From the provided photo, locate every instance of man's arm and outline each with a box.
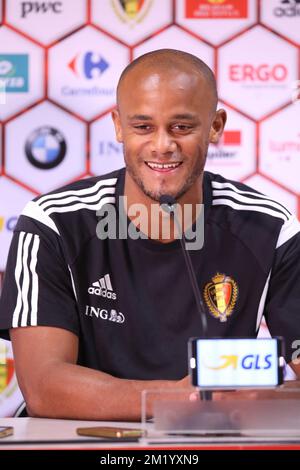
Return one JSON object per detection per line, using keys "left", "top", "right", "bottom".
{"left": 289, "top": 362, "right": 300, "bottom": 379}
{"left": 10, "top": 326, "right": 191, "bottom": 421}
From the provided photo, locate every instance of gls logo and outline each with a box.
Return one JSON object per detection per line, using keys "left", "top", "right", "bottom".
{"left": 205, "top": 354, "right": 273, "bottom": 370}
{"left": 229, "top": 64, "right": 288, "bottom": 82}
{"left": 85, "top": 305, "right": 125, "bottom": 324}
{"left": 21, "top": 1, "right": 63, "bottom": 18}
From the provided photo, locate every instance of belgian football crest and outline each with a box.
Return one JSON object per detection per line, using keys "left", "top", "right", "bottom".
{"left": 0, "top": 343, "right": 14, "bottom": 393}
{"left": 0, "top": 341, "right": 24, "bottom": 417}
{"left": 111, "top": 0, "right": 153, "bottom": 25}
{"left": 204, "top": 273, "right": 238, "bottom": 322}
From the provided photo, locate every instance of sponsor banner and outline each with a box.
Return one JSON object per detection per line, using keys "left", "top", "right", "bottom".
{"left": 5, "top": 101, "right": 86, "bottom": 193}
{"left": 206, "top": 104, "right": 255, "bottom": 180}
{"left": 6, "top": 0, "right": 87, "bottom": 45}
{"left": 218, "top": 25, "right": 298, "bottom": 119}
{"left": 48, "top": 26, "right": 128, "bottom": 120}
{"left": 0, "top": 26, "right": 44, "bottom": 120}
{"left": 92, "top": 0, "right": 172, "bottom": 46}
{"left": 244, "top": 174, "right": 298, "bottom": 215}
{"left": 0, "top": 339, "right": 24, "bottom": 417}
{"left": 175, "top": 0, "right": 256, "bottom": 45}
{"left": 261, "top": 0, "right": 300, "bottom": 45}
{"left": 134, "top": 24, "right": 214, "bottom": 70}
{"left": 0, "top": 178, "right": 34, "bottom": 271}
{"left": 90, "top": 114, "right": 124, "bottom": 176}
{"left": 185, "top": 0, "right": 248, "bottom": 19}
{"left": 0, "top": 54, "right": 28, "bottom": 93}
{"left": 259, "top": 104, "right": 300, "bottom": 194}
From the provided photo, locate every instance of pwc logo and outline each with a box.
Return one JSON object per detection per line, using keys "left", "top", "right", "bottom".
{"left": 68, "top": 52, "right": 109, "bottom": 80}
{"left": 229, "top": 64, "right": 288, "bottom": 82}
{"left": 205, "top": 354, "right": 273, "bottom": 370}
{"left": 21, "top": 1, "right": 63, "bottom": 18}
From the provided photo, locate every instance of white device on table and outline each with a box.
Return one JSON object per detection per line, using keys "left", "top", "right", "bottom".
{"left": 189, "top": 337, "right": 284, "bottom": 389}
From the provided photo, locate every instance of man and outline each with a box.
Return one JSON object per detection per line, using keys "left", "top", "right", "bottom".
{"left": 0, "top": 50, "right": 300, "bottom": 420}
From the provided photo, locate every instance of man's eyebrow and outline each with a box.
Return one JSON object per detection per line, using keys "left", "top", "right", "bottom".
{"left": 128, "top": 114, "right": 152, "bottom": 121}
{"left": 171, "top": 113, "right": 198, "bottom": 120}
{"left": 127, "top": 113, "right": 199, "bottom": 121}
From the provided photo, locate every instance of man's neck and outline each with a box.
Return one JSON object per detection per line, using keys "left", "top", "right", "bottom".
{"left": 123, "top": 172, "right": 203, "bottom": 243}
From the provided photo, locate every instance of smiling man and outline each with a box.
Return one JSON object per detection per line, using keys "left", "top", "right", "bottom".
{"left": 0, "top": 49, "right": 300, "bottom": 420}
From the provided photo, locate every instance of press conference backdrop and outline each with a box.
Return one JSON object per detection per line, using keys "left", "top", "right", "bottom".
{"left": 0, "top": 0, "right": 299, "bottom": 416}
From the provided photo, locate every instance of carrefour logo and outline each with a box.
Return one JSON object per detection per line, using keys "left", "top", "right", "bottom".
{"left": 0, "top": 54, "right": 29, "bottom": 92}
{"left": 205, "top": 354, "right": 272, "bottom": 371}
{"left": 68, "top": 52, "right": 109, "bottom": 79}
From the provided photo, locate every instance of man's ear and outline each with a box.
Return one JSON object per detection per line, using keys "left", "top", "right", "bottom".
{"left": 209, "top": 109, "right": 227, "bottom": 144}
{"left": 111, "top": 108, "right": 123, "bottom": 143}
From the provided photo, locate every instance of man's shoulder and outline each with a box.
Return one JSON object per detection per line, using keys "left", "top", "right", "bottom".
{"left": 17, "top": 168, "right": 124, "bottom": 238}
{"left": 205, "top": 171, "right": 292, "bottom": 226}
{"left": 35, "top": 167, "right": 123, "bottom": 202}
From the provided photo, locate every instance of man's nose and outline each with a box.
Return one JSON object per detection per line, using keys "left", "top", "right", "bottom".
{"left": 150, "top": 129, "right": 176, "bottom": 155}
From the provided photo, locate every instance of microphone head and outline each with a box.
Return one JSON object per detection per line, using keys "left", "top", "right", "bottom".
{"left": 159, "top": 194, "right": 176, "bottom": 206}
{"left": 159, "top": 194, "right": 177, "bottom": 213}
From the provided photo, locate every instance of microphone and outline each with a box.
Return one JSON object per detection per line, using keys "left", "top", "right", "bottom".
{"left": 159, "top": 195, "right": 212, "bottom": 401}
{"left": 159, "top": 195, "right": 208, "bottom": 337}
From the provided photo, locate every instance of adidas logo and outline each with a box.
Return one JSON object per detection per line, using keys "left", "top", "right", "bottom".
{"left": 88, "top": 274, "right": 117, "bottom": 300}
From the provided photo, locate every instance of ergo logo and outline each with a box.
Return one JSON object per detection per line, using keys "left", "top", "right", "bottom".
{"left": 229, "top": 64, "right": 288, "bottom": 82}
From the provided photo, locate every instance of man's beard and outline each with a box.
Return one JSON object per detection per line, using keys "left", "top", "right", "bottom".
{"left": 125, "top": 156, "right": 206, "bottom": 203}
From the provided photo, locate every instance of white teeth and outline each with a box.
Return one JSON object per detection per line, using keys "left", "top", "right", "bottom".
{"left": 146, "top": 162, "right": 181, "bottom": 170}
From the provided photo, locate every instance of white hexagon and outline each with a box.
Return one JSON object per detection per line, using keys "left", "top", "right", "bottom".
{"left": 0, "top": 177, "right": 35, "bottom": 271}
{"left": 243, "top": 174, "right": 298, "bottom": 215}
{"left": 134, "top": 25, "right": 214, "bottom": 70}
{"left": 90, "top": 114, "right": 124, "bottom": 176}
{"left": 48, "top": 26, "right": 129, "bottom": 120}
{"left": 5, "top": 102, "right": 87, "bottom": 193}
{"left": 175, "top": 0, "right": 257, "bottom": 46}
{"left": 205, "top": 103, "right": 256, "bottom": 181}
{"left": 218, "top": 26, "right": 298, "bottom": 119}
{"left": 259, "top": 103, "right": 300, "bottom": 195}
{"left": 6, "top": 0, "right": 87, "bottom": 46}
{"left": 261, "top": 0, "right": 300, "bottom": 45}
{"left": 91, "top": 0, "right": 172, "bottom": 46}
{"left": 0, "top": 26, "right": 44, "bottom": 121}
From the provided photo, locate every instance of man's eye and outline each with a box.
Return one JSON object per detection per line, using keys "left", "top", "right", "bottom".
{"left": 173, "top": 125, "right": 192, "bottom": 131}
{"left": 134, "top": 125, "right": 151, "bottom": 131}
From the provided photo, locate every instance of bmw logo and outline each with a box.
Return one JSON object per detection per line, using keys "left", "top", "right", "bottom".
{"left": 25, "top": 126, "right": 66, "bottom": 169}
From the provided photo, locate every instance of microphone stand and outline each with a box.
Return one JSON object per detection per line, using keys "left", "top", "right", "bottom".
{"left": 160, "top": 197, "right": 212, "bottom": 401}
{"left": 173, "top": 213, "right": 212, "bottom": 402}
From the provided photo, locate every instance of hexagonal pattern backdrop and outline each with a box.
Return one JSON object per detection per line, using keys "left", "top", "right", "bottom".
{"left": 0, "top": 0, "right": 300, "bottom": 415}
